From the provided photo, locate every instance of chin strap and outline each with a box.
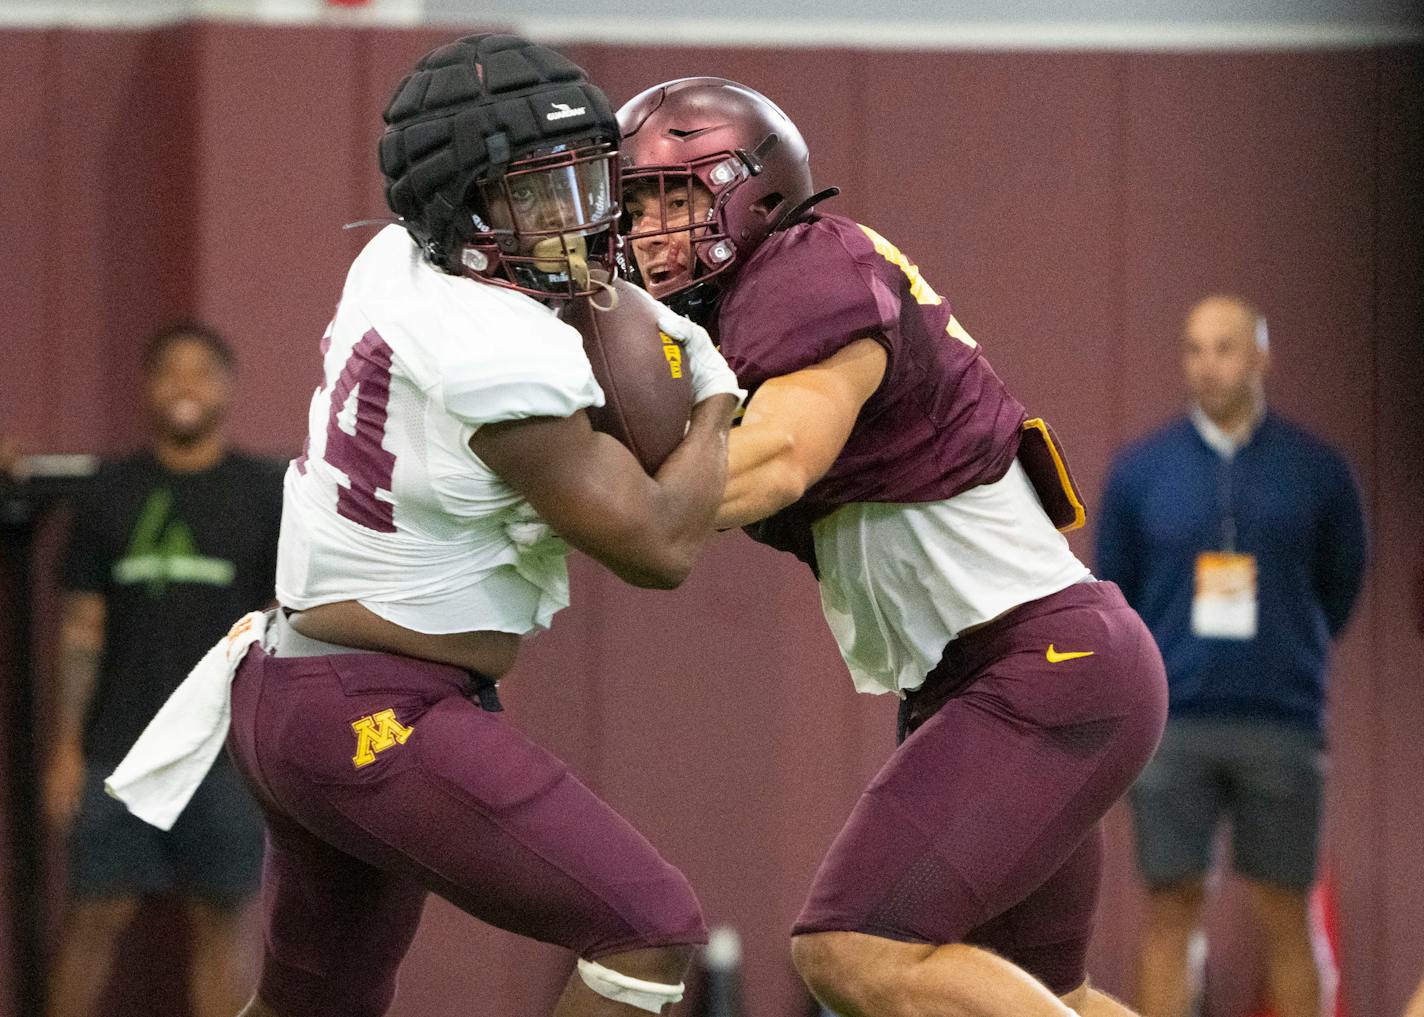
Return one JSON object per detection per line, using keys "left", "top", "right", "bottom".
{"left": 588, "top": 275, "right": 619, "bottom": 311}
{"left": 772, "top": 186, "right": 841, "bottom": 232}
{"left": 667, "top": 279, "right": 724, "bottom": 331}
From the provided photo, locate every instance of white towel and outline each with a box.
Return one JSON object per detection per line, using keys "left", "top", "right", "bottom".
{"left": 105, "top": 611, "right": 268, "bottom": 830}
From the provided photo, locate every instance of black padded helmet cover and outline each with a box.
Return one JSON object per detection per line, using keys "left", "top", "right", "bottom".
{"left": 379, "top": 34, "right": 618, "bottom": 270}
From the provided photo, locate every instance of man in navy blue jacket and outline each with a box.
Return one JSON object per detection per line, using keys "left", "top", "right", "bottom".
{"left": 1097, "top": 295, "right": 1366, "bottom": 1017}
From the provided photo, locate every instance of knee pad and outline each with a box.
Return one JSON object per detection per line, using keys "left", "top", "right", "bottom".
{"left": 577, "top": 957, "right": 685, "bottom": 1014}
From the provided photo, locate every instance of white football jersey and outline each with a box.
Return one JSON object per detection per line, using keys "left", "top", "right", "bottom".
{"left": 276, "top": 225, "right": 604, "bottom": 635}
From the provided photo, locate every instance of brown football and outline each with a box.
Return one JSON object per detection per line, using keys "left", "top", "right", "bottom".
{"left": 559, "top": 277, "right": 693, "bottom": 473}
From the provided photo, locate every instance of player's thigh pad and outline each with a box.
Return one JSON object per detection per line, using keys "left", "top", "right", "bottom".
{"left": 232, "top": 649, "right": 706, "bottom": 961}
{"left": 965, "top": 829, "right": 1103, "bottom": 996}
{"left": 255, "top": 808, "right": 428, "bottom": 1017}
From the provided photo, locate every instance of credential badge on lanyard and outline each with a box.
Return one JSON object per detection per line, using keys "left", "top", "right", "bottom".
{"left": 1191, "top": 457, "right": 1257, "bottom": 640}
{"left": 1191, "top": 551, "right": 1257, "bottom": 639}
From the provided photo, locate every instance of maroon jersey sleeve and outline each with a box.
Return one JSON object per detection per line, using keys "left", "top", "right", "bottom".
{"left": 717, "top": 216, "right": 903, "bottom": 391}
{"left": 720, "top": 213, "right": 1025, "bottom": 511}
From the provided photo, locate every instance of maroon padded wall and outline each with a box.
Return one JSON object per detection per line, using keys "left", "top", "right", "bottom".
{"left": 1363, "top": 45, "right": 1424, "bottom": 1014}
{"left": 1, "top": 25, "right": 1420, "bottom": 1017}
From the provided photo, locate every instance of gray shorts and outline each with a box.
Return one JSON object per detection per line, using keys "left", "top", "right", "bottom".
{"left": 1128, "top": 716, "right": 1325, "bottom": 891}
{"left": 69, "top": 755, "right": 263, "bottom": 911}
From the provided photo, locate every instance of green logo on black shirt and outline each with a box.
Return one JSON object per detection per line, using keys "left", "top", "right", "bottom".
{"left": 112, "top": 488, "right": 236, "bottom": 596}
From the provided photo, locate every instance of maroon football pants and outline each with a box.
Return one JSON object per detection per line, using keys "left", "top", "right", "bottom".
{"left": 794, "top": 581, "right": 1167, "bottom": 995}
{"left": 227, "top": 646, "right": 706, "bottom": 1017}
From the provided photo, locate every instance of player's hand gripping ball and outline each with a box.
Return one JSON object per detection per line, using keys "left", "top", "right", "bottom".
{"left": 559, "top": 277, "right": 693, "bottom": 473}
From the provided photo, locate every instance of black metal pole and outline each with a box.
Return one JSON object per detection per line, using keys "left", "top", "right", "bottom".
{"left": 2, "top": 485, "right": 45, "bottom": 1017}
{"left": 3, "top": 460, "right": 95, "bottom": 1017}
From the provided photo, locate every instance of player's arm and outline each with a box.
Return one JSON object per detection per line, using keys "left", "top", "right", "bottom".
{"left": 716, "top": 337, "right": 887, "bottom": 529}
{"left": 45, "top": 591, "right": 105, "bottom": 827}
{"left": 470, "top": 394, "right": 737, "bottom": 590}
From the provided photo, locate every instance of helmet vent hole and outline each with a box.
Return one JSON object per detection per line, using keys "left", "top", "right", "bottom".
{"left": 751, "top": 193, "right": 783, "bottom": 218}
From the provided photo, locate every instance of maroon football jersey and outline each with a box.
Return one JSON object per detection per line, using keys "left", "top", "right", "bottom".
{"left": 717, "top": 214, "right": 1026, "bottom": 507}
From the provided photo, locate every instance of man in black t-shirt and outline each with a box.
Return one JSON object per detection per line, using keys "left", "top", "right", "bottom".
{"left": 42, "top": 321, "right": 283, "bottom": 1017}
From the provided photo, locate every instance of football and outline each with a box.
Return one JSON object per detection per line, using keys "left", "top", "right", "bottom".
{"left": 559, "top": 276, "right": 693, "bottom": 473}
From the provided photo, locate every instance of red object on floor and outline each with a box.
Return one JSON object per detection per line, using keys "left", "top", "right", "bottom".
{"left": 325, "top": 0, "right": 370, "bottom": 6}
{"left": 1318, "top": 868, "right": 1347, "bottom": 1017}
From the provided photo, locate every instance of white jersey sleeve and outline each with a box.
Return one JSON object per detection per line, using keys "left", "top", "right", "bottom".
{"left": 436, "top": 294, "right": 602, "bottom": 427}
{"left": 352, "top": 227, "right": 604, "bottom": 427}
{"left": 276, "top": 226, "right": 604, "bottom": 635}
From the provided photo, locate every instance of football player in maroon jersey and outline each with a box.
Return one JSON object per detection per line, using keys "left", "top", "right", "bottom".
{"left": 620, "top": 79, "right": 1168, "bottom": 1017}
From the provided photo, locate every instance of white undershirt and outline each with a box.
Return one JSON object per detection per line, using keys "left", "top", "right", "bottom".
{"left": 812, "top": 459, "right": 1091, "bottom": 696}
{"left": 1189, "top": 399, "right": 1265, "bottom": 461}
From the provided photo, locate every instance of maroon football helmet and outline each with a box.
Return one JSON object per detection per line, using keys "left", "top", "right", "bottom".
{"left": 617, "top": 78, "right": 832, "bottom": 309}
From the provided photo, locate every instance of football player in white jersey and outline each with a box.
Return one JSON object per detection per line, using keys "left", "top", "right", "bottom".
{"left": 227, "top": 36, "right": 740, "bottom": 1017}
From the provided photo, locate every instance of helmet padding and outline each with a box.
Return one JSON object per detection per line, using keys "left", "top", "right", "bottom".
{"left": 379, "top": 34, "right": 618, "bottom": 273}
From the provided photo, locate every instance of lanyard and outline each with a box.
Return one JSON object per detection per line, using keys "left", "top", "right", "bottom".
{"left": 1215, "top": 455, "right": 1238, "bottom": 553}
